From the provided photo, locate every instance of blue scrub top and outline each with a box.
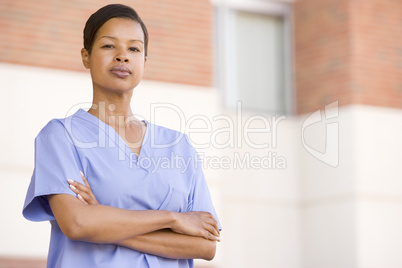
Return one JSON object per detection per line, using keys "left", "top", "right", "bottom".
{"left": 23, "top": 109, "right": 221, "bottom": 268}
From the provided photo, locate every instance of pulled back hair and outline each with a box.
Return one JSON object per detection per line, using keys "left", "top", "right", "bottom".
{"left": 83, "top": 4, "right": 149, "bottom": 56}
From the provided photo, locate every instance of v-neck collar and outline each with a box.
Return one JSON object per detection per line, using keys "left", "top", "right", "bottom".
{"left": 75, "top": 108, "right": 150, "bottom": 163}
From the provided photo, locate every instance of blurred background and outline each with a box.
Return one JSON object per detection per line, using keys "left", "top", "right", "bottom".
{"left": 1, "top": 0, "right": 402, "bottom": 267}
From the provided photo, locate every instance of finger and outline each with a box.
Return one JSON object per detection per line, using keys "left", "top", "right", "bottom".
{"left": 68, "top": 180, "right": 93, "bottom": 203}
{"left": 191, "top": 211, "right": 217, "bottom": 226}
{"left": 67, "top": 182, "right": 87, "bottom": 205}
{"left": 202, "top": 229, "right": 220, "bottom": 242}
{"left": 207, "top": 227, "right": 221, "bottom": 242}
{"left": 68, "top": 181, "right": 80, "bottom": 194}
{"left": 69, "top": 177, "right": 100, "bottom": 205}
{"left": 211, "top": 219, "right": 220, "bottom": 235}
{"left": 69, "top": 180, "right": 94, "bottom": 200}
{"left": 78, "top": 191, "right": 98, "bottom": 205}
{"left": 80, "top": 171, "right": 91, "bottom": 189}
{"left": 79, "top": 172, "right": 98, "bottom": 202}
{"left": 203, "top": 221, "right": 220, "bottom": 238}
{"left": 199, "top": 216, "right": 219, "bottom": 236}
{"left": 68, "top": 179, "right": 84, "bottom": 188}
{"left": 205, "top": 214, "right": 220, "bottom": 235}
{"left": 212, "top": 233, "right": 221, "bottom": 242}
{"left": 201, "top": 214, "right": 220, "bottom": 235}
{"left": 77, "top": 194, "right": 88, "bottom": 205}
{"left": 201, "top": 211, "right": 215, "bottom": 219}
{"left": 187, "top": 211, "right": 220, "bottom": 237}
{"left": 200, "top": 212, "right": 219, "bottom": 224}
{"left": 70, "top": 180, "right": 91, "bottom": 195}
{"left": 72, "top": 184, "right": 98, "bottom": 205}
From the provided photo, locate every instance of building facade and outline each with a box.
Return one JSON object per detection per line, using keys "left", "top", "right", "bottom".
{"left": 1, "top": 0, "right": 401, "bottom": 267}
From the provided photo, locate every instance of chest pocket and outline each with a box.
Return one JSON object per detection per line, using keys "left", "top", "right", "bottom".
{"left": 157, "top": 185, "right": 188, "bottom": 212}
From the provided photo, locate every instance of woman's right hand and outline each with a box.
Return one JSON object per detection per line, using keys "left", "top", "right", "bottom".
{"left": 171, "top": 211, "right": 220, "bottom": 241}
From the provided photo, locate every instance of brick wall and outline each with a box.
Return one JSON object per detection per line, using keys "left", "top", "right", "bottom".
{"left": 2, "top": 0, "right": 402, "bottom": 113}
{"left": 350, "top": 0, "right": 402, "bottom": 108}
{"left": 294, "top": 0, "right": 402, "bottom": 114}
{"left": 0, "top": 0, "right": 213, "bottom": 87}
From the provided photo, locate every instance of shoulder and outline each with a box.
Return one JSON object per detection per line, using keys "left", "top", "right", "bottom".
{"left": 35, "top": 113, "right": 75, "bottom": 141}
{"left": 147, "top": 122, "right": 189, "bottom": 145}
{"left": 37, "top": 119, "right": 65, "bottom": 137}
{"left": 146, "top": 121, "right": 195, "bottom": 152}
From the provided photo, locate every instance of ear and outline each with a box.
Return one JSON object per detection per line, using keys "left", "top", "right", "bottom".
{"left": 81, "top": 48, "right": 90, "bottom": 69}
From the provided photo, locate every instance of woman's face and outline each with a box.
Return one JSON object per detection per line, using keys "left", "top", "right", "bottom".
{"left": 81, "top": 18, "right": 146, "bottom": 94}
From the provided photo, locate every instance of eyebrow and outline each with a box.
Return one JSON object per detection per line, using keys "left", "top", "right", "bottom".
{"left": 99, "top": 36, "right": 144, "bottom": 43}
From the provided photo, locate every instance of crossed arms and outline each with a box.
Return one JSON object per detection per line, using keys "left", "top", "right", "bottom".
{"left": 48, "top": 172, "right": 220, "bottom": 260}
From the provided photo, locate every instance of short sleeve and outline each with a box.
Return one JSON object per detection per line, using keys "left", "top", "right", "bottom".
{"left": 188, "top": 151, "right": 222, "bottom": 231}
{"left": 22, "top": 120, "right": 83, "bottom": 222}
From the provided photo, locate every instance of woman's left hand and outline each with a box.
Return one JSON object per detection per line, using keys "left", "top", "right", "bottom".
{"left": 68, "top": 171, "right": 99, "bottom": 205}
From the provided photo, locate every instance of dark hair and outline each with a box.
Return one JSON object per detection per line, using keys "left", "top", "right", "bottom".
{"left": 83, "top": 4, "right": 149, "bottom": 56}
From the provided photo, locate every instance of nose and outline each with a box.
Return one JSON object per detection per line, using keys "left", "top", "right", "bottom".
{"left": 115, "top": 55, "right": 129, "bottom": 63}
{"left": 115, "top": 48, "right": 129, "bottom": 63}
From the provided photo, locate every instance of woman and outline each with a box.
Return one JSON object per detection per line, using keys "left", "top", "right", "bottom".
{"left": 22, "top": 4, "right": 221, "bottom": 268}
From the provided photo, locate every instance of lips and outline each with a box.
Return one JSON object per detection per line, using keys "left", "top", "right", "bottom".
{"left": 110, "top": 66, "right": 131, "bottom": 78}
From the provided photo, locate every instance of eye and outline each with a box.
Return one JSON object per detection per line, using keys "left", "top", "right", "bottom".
{"left": 102, "top": 44, "right": 114, "bottom": 49}
{"left": 129, "top": 47, "right": 140, "bottom": 52}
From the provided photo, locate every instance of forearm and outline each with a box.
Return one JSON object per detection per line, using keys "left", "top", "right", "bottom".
{"left": 117, "top": 229, "right": 216, "bottom": 261}
{"left": 58, "top": 177, "right": 220, "bottom": 244}
{"left": 48, "top": 194, "right": 175, "bottom": 243}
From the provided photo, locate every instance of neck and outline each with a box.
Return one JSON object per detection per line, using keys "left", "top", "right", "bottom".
{"left": 87, "top": 89, "right": 136, "bottom": 126}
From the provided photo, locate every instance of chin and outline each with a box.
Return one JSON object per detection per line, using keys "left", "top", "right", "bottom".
{"left": 111, "top": 87, "right": 135, "bottom": 94}
{"left": 101, "top": 83, "right": 137, "bottom": 93}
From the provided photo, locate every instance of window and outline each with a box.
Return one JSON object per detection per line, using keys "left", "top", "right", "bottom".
{"left": 214, "top": 0, "right": 294, "bottom": 114}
